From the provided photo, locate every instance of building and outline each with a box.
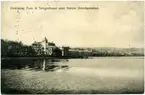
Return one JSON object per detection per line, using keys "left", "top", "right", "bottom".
{"left": 32, "top": 37, "right": 62, "bottom": 56}
{"left": 68, "top": 48, "right": 91, "bottom": 58}
{"left": 52, "top": 47, "right": 62, "bottom": 57}
{"left": 31, "top": 37, "right": 93, "bottom": 57}
{"left": 61, "top": 46, "right": 70, "bottom": 57}
{"left": 32, "top": 42, "right": 44, "bottom": 55}
{"left": 60, "top": 47, "right": 93, "bottom": 58}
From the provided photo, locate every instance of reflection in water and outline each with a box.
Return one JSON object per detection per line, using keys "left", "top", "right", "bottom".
{"left": 1, "top": 58, "right": 69, "bottom": 72}
{"left": 42, "top": 59, "right": 45, "bottom": 71}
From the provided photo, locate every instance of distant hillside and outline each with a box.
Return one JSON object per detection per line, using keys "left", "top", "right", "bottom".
{"left": 70, "top": 47, "right": 144, "bottom": 56}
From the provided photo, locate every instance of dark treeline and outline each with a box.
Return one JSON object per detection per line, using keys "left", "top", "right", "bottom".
{"left": 1, "top": 39, "right": 36, "bottom": 57}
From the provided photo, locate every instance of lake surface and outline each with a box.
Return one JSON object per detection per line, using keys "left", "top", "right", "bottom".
{"left": 1, "top": 57, "right": 144, "bottom": 94}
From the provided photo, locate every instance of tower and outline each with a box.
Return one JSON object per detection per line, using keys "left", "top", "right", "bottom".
{"left": 42, "top": 37, "right": 48, "bottom": 55}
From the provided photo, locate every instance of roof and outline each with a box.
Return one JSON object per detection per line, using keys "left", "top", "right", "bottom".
{"left": 32, "top": 42, "right": 42, "bottom": 45}
{"left": 48, "top": 42, "right": 55, "bottom": 46}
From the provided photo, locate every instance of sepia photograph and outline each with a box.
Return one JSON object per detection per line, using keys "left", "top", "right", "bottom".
{"left": 1, "top": 1, "right": 144, "bottom": 94}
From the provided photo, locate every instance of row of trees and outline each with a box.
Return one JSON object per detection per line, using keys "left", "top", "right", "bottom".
{"left": 1, "top": 39, "right": 36, "bottom": 57}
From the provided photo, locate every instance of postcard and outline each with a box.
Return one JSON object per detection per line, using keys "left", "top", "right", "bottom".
{"left": 1, "top": 1, "right": 144, "bottom": 94}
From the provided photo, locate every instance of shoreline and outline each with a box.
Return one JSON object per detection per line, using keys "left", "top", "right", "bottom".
{"left": 1, "top": 56, "right": 144, "bottom": 60}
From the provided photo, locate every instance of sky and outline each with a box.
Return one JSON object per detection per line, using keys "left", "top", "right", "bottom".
{"left": 2, "top": 1, "right": 144, "bottom": 48}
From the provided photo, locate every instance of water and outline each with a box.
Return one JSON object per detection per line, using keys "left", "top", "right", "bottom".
{"left": 2, "top": 58, "right": 69, "bottom": 71}
{"left": 1, "top": 57, "right": 144, "bottom": 94}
